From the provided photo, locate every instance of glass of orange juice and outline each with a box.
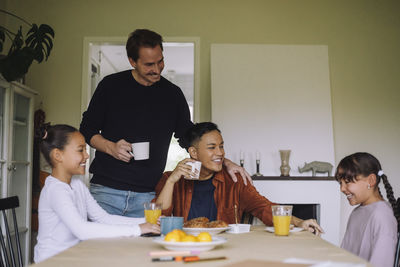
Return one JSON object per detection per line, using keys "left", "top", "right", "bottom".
{"left": 271, "top": 205, "right": 292, "bottom": 236}
{"left": 144, "top": 203, "right": 162, "bottom": 224}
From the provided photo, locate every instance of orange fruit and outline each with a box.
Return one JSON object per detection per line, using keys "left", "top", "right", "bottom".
{"left": 181, "top": 234, "right": 197, "bottom": 242}
{"left": 196, "top": 232, "right": 212, "bottom": 242}
{"left": 164, "top": 231, "right": 181, "bottom": 242}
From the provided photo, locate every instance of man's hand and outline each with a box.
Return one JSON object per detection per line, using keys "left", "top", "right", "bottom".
{"left": 90, "top": 135, "right": 133, "bottom": 163}
{"left": 299, "top": 219, "right": 324, "bottom": 236}
{"left": 157, "top": 158, "right": 196, "bottom": 210}
{"left": 107, "top": 139, "right": 133, "bottom": 162}
{"left": 223, "top": 158, "right": 253, "bottom": 185}
{"left": 168, "top": 158, "right": 196, "bottom": 184}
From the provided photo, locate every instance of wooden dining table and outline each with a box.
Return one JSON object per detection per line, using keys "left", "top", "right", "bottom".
{"left": 31, "top": 226, "right": 372, "bottom": 267}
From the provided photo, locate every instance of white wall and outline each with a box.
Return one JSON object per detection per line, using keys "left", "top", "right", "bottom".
{"left": 211, "top": 44, "right": 335, "bottom": 176}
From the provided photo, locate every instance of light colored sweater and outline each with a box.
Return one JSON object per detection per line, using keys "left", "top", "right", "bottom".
{"left": 341, "top": 200, "right": 397, "bottom": 267}
{"left": 34, "top": 176, "right": 145, "bottom": 263}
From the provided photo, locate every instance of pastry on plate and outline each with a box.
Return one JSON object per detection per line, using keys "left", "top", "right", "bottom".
{"left": 207, "top": 220, "right": 228, "bottom": 228}
{"left": 184, "top": 217, "right": 209, "bottom": 228}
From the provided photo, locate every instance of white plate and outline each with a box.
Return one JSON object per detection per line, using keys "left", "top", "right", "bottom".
{"left": 182, "top": 227, "right": 229, "bottom": 236}
{"left": 153, "top": 236, "right": 227, "bottom": 251}
{"left": 265, "top": 226, "right": 304, "bottom": 233}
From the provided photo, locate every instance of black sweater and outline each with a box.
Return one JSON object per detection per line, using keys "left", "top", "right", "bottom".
{"left": 80, "top": 70, "right": 192, "bottom": 192}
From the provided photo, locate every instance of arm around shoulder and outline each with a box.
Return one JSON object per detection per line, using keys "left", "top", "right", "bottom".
{"left": 223, "top": 158, "right": 252, "bottom": 185}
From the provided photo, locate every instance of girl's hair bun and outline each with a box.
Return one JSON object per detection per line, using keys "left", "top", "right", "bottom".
{"left": 39, "top": 124, "right": 78, "bottom": 168}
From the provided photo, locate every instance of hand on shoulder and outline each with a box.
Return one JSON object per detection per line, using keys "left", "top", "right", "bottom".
{"left": 223, "top": 158, "right": 253, "bottom": 185}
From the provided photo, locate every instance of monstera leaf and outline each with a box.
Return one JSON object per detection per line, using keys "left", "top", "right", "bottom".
{"left": 8, "top": 27, "right": 24, "bottom": 55}
{"left": 25, "top": 24, "right": 54, "bottom": 63}
{"left": 0, "top": 10, "right": 55, "bottom": 82}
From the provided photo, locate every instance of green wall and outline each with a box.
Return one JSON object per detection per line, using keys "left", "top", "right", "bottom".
{"left": 5, "top": 0, "right": 400, "bottom": 235}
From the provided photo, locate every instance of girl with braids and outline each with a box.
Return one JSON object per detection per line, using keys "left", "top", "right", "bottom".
{"left": 336, "top": 152, "right": 398, "bottom": 267}
{"left": 34, "top": 124, "right": 159, "bottom": 263}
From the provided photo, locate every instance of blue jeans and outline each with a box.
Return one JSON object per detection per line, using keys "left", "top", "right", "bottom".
{"left": 89, "top": 183, "right": 156, "bottom": 217}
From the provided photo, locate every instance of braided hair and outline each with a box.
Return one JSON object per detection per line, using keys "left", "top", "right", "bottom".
{"left": 39, "top": 124, "right": 78, "bottom": 167}
{"left": 335, "top": 152, "right": 400, "bottom": 228}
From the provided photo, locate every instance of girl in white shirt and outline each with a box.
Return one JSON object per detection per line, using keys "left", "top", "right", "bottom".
{"left": 335, "top": 152, "right": 398, "bottom": 267}
{"left": 34, "top": 124, "right": 160, "bottom": 263}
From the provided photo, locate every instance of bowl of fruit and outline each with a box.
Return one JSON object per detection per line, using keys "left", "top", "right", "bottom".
{"left": 153, "top": 229, "right": 227, "bottom": 251}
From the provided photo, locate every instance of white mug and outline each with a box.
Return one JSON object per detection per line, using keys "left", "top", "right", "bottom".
{"left": 184, "top": 161, "right": 202, "bottom": 180}
{"left": 130, "top": 142, "right": 150, "bottom": 160}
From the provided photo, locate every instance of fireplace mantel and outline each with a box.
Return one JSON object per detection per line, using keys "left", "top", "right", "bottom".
{"left": 252, "top": 175, "right": 335, "bottom": 181}
{"left": 253, "top": 179, "right": 341, "bottom": 245}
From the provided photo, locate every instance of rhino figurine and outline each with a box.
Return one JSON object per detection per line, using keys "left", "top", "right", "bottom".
{"left": 298, "top": 161, "right": 333, "bottom": 177}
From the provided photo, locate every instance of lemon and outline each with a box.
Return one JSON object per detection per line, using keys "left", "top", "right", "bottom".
{"left": 181, "top": 234, "right": 197, "bottom": 242}
{"left": 171, "top": 229, "right": 186, "bottom": 239}
{"left": 196, "top": 232, "right": 212, "bottom": 242}
{"left": 164, "top": 231, "right": 181, "bottom": 242}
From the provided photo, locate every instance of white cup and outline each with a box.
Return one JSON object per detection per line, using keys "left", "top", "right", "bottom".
{"left": 130, "top": 142, "right": 149, "bottom": 160}
{"left": 184, "top": 161, "right": 202, "bottom": 180}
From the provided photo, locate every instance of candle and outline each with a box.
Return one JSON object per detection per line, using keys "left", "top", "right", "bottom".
{"left": 256, "top": 151, "right": 260, "bottom": 160}
{"left": 240, "top": 150, "right": 244, "bottom": 160}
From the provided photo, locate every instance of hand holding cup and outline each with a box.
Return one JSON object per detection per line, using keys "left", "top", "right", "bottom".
{"left": 168, "top": 158, "right": 199, "bottom": 183}
{"left": 184, "top": 161, "right": 201, "bottom": 180}
{"left": 110, "top": 139, "right": 133, "bottom": 162}
{"left": 130, "top": 142, "right": 150, "bottom": 160}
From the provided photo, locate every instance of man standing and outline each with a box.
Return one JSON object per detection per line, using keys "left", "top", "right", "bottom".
{"left": 80, "top": 29, "right": 250, "bottom": 217}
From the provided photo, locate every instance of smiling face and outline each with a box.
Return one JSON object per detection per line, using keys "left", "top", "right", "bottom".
{"left": 59, "top": 132, "right": 89, "bottom": 177}
{"left": 129, "top": 45, "right": 164, "bottom": 86}
{"left": 339, "top": 172, "right": 376, "bottom": 206}
{"left": 189, "top": 130, "right": 225, "bottom": 178}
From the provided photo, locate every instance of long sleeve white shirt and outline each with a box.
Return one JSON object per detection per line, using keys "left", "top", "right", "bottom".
{"left": 34, "top": 176, "right": 145, "bottom": 263}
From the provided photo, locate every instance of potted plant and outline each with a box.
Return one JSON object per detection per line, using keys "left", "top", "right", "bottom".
{"left": 0, "top": 9, "right": 55, "bottom": 82}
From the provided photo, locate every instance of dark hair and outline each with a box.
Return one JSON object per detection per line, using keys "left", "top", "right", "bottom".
{"left": 335, "top": 152, "right": 399, "bottom": 226}
{"left": 182, "top": 122, "right": 221, "bottom": 151}
{"left": 40, "top": 124, "right": 78, "bottom": 167}
{"left": 126, "top": 29, "right": 163, "bottom": 62}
